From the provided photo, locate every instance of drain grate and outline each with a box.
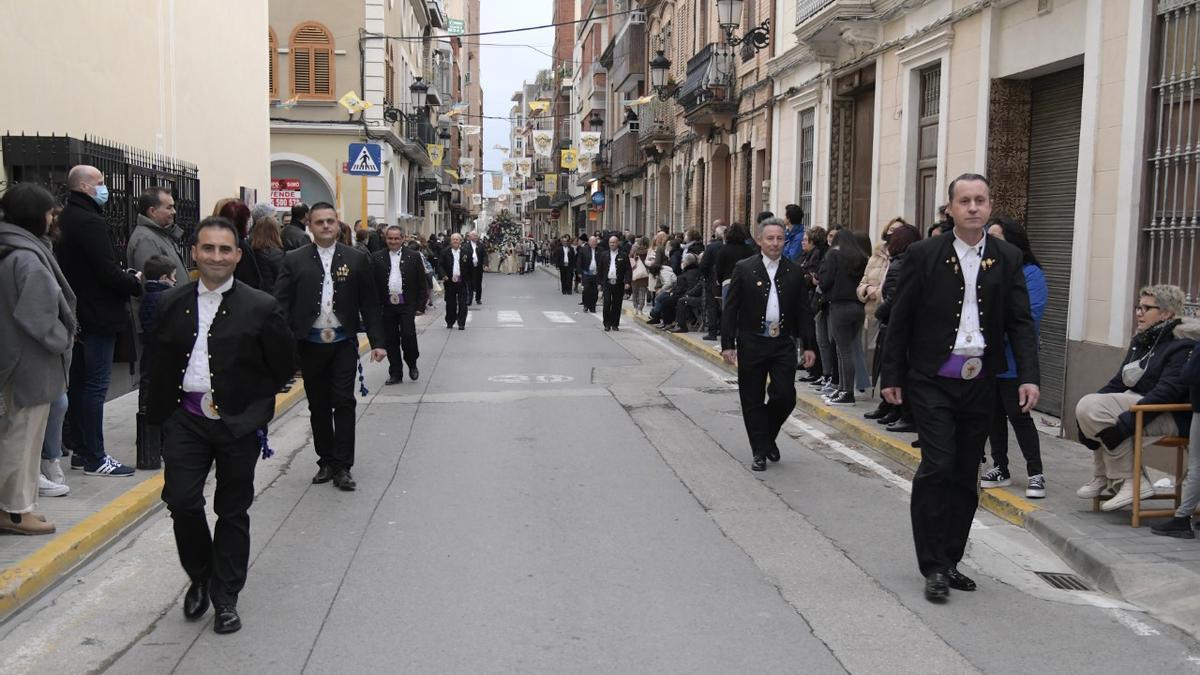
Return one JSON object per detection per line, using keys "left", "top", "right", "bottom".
{"left": 1035, "top": 571, "right": 1092, "bottom": 591}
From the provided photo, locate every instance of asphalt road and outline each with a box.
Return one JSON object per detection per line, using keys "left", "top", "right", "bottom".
{"left": 3, "top": 271, "right": 1200, "bottom": 674}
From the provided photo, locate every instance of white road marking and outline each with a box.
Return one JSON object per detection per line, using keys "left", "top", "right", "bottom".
{"left": 1108, "top": 609, "right": 1162, "bottom": 636}
{"left": 498, "top": 310, "right": 522, "bottom": 323}
{"left": 543, "top": 311, "right": 575, "bottom": 324}
{"left": 634, "top": 331, "right": 730, "bottom": 384}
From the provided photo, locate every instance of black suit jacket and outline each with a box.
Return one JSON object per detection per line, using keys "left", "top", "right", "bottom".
{"left": 881, "top": 231, "right": 1039, "bottom": 388}
{"left": 466, "top": 240, "right": 488, "bottom": 268}
{"left": 55, "top": 191, "right": 143, "bottom": 334}
{"left": 438, "top": 246, "right": 476, "bottom": 282}
{"left": 595, "top": 248, "right": 630, "bottom": 286}
{"left": 273, "top": 243, "right": 385, "bottom": 348}
{"left": 577, "top": 246, "right": 600, "bottom": 276}
{"left": 555, "top": 245, "right": 577, "bottom": 270}
{"left": 721, "top": 256, "right": 816, "bottom": 352}
{"left": 146, "top": 280, "right": 296, "bottom": 437}
{"left": 371, "top": 248, "right": 430, "bottom": 310}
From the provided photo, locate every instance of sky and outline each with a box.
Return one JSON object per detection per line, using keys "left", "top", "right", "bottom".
{"left": 480, "top": 0, "right": 555, "bottom": 197}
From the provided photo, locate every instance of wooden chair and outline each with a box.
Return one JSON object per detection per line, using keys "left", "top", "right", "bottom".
{"left": 1126, "top": 403, "right": 1190, "bottom": 527}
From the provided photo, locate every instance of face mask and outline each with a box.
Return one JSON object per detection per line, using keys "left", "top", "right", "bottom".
{"left": 92, "top": 184, "right": 110, "bottom": 206}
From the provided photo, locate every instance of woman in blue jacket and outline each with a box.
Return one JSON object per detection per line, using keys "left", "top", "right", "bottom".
{"left": 980, "top": 217, "right": 1049, "bottom": 498}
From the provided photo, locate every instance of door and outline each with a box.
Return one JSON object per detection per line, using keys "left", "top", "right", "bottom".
{"left": 1025, "top": 66, "right": 1084, "bottom": 416}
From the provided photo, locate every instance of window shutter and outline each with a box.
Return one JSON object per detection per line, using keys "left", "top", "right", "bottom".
{"left": 291, "top": 22, "right": 335, "bottom": 99}
{"left": 268, "top": 29, "right": 278, "bottom": 98}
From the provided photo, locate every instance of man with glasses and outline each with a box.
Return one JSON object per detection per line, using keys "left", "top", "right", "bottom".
{"left": 1074, "top": 285, "right": 1198, "bottom": 512}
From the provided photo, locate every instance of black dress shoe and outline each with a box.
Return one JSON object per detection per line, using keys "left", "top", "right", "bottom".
{"left": 604, "top": 326, "right": 611, "bottom": 332}
{"left": 385, "top": 376, "right": 403, "bottom": 386}
{"left": 408, "top": 365, "right": 419, "bottom": 381}
{"left": 751, "top": 456, "right": 767, "bottom": 471}
{"left": 183, "top": 579, "right": 210, "bottom": 620}
{"left": 946, "top": 567, "right": 976, "bottom": 591}
{"left": 864, "top": 404, "right": 892, "bottom": 420}
{"left": 458, "top": 325, "right": 465, "bottom": 330}
{"left": 702, "top": 333, "right": 718, "bottom": 341}
{"left": 924, "top": 572, "right": 950, "bottom": 601}
{"left": 766, "top": 443, "right": 781, "bottom": 462}
{"left": 312, "top": 466, "right": 336, "bottom": 484}
{"left": 213, "top": 604, "right": 241, "bottom": 634}
{"left": 799, "top": 373, "right": 822, "bottom": 383}
{"left": 887, "top": 420, "right": 918, "bottom": 433}
{"left": 877, "top": 410, "right": 903, "bottom": 426}
{"left": 333, "top": 470, "right": 357, "bottom": 491}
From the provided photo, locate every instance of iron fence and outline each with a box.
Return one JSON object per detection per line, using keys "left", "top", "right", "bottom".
{"left": 1, "top": 133, "right": 200, "bottom": 267}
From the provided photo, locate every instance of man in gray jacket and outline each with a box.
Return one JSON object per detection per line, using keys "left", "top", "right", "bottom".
{"left": 127, "top": 187, "right": 187, "bottom": 281}
{"left": 0, "top": 184, "right": 77, "bottom": 535}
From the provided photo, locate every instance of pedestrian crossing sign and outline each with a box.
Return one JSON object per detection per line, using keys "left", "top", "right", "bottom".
{"left": 347, "top": 143, "right": 382, "bottom": 176}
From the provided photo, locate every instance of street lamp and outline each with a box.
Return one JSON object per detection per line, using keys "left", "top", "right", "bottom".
{"left": 409, "top": 77, "right": 429, "bottom": 109}
{"left": 438, "top": 126, "right": 451, "bottom": 149}
{"left": 715, "top": 0, "right": 771, "bottom": 51}
{"left": 649, "top": 49, "right": 671, "bottom": 91}
{"left": 588, "top": 112, "right": 604, "bottom": 131}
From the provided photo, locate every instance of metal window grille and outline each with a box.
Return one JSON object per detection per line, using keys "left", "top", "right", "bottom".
{"left": 920, "top": 65, "right": 941, "bottom": 118}
{"left": 1, "top": 133, "right": 200, "bottom": 267}
{"left": 796, "top": 0, "right": 834, "bottom": 25}
{"left": 1143, "top": 1, "right": 1200, "bottom": 310}
{"left": 799, "top": 108, "right": 815, "bottom": 221}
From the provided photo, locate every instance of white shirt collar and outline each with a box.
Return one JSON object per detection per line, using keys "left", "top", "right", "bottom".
{"left": 390, "top": 248, "right": 402, "bottom": 256}
{"left": 952, "top": 231, "right": 986, "bottom": 258}
{"left": 761, "top": 253, "right": 780, "bottom": 270}
{"left": 197, "top": 276, "right": 234, "bottom": 297}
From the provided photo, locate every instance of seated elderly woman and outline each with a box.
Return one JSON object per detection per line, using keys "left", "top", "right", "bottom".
{"left": 1076, "top": 284, "right": 1200, "bottom": 512}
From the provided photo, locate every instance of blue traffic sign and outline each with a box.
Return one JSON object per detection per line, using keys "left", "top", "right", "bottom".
{"left": 347, "top": 143, "right": 382, "bottom": 176}
{"left": 591, "top": 191, "right": 605, "bottom": 206}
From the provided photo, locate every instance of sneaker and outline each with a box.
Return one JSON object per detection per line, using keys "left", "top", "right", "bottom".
{"left": 1151, "top": 516, "right": 1195, "bottom": 539}
{"left": 1026, "top": 474, "right": 1046, "bottom": 499}
{"left": 1100, "top": 474, "right": 1156, "bottom": 512}
{"left": 809, "top": 376, "right": 830, "bottom": 390}
{"left": 41, "top": 458, "right": 65, "bottom": 484}
{"left": 37, "top": 474, "right": 69, "bottom": 498}
{"left": 70, "top": 454, "right": 88, "bottom": 471}
{"left": 980, "top": 467, "right": 1012, "bottom": 489}
{"left": 83, "top": 456, "right": 135, "bottom": 477}
{"left": 1076, "top": 477, "right": 1108, "bottom": 499}
{"left": 825, "top": 391, "right": 856, "bottom": 406}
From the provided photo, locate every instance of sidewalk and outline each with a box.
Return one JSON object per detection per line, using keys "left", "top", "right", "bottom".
{"left": 624, "top": 303, "right": 1200, "bottom": 639}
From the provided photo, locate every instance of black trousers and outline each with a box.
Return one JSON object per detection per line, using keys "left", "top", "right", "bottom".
{"left": 676, "top": 295, "right": 703, "bottom": 330}
{"left": 382, "top": 304, "right": 419, "bottom": 377}
{"left": 161, "top": 409, "right": 259, "bottom": 606}
{"left": 736, "top": 334, "right": 799, "bottom": 459}
{"left": 444, "top": 279, "right": 469, "bottom": 328}
{"left": 988, "top": 377, "right": 1043, "bottom": 475}
{"left": 906, "top": 372, "right": 996, "bottom": 577}
{"left": 558, "top": 266, "right": 573, "bottom": 294}
{"left": 602, "top": 281, "right": 624, "bottom": 328}
{"left": 470, "top": 266, "right": 483, "bottom": 304}
{"left": 581, "top": 274, "right": 598, "bottom": 311}
{"left": 705, "top": 286, "right": 721, "bottom": 336}
{"left": 298, "top": 340, "right": 358, "bottom": 470}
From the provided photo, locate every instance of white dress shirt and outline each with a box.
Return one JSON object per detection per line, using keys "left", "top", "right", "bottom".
{"left": 588, "top": 248, "right": 597, "bottom": 275}
{"left": 763, "top": 254, "right": 781, "bottom": 325}
{"left": 952, "top": 234, "right": 986, "bottom": 356}
{"left": 388, "top": 249, "right": 404, "bottom": 295}
{"left": 182, "top": 276, "right": 234, "bottom": 393}
{"left": 314, "top": 243, "right": 342, "bottom": 330}
{"left": 562, "top": 246, "right": 570, "bottom": 264}
{"left": 451, "top": 247, "right": 462, "bottom": 280}
{"left": 470, "top": 241, "right": 479, "bottom": 266}
{"left": 607, "top": 250, "right": 618, "bottom": 282}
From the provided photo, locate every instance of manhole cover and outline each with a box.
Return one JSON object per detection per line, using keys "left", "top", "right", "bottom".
{"left": 1035, "top": 571, "right": 1091, "bottom": 591}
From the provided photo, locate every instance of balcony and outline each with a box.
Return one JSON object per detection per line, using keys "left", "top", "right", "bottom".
{"left": 609, "top": 21, "right": 646, "bottom": 93}
{"left": 677, "top": 43, "right": 737, "bottom": 132}
{"left": 609, "top": 128, "right": 641, "bottom": 181}
{"left": 424, "top": 55, "right": 452, "bottom": 107}
{"left": 637, "top": 98, "right": 674, "bottom": 151}
{"left": 794, "top": 0, "right": 879, "bottom": 59}
{"left": 426, "top": 0, "right": 447, "bottom": 29}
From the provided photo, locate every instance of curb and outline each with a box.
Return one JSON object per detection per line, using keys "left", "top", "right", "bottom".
{"left": 626, "top": 306, "right": 1041, "bottom": 527}
{"left": 0, "top": 338, "right": 368, "bottom": 620}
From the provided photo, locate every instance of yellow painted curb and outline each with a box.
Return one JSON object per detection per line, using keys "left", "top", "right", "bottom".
{"left": 0, "top": 336, "right": 371, "bottom": 619}
{"left": 627, "top": 306, "right": 1040, "bottom": 527}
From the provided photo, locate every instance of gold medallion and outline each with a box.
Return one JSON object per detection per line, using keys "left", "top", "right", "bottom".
{"left": 961, "top": 357, "right": 983, "bottom": 380}
{"left": 768, "top": 322, "right": 780, "bottom": 338}
{"left": 200, "top": 392, "right": 221, "bottom": 420}
{"left": 320, "top": 327, "right": 336, "bottom": 343}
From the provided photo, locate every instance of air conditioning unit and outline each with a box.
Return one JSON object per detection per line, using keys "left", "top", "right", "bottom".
{"left": 630, "top": 10, "right": 646, "bottom": 24}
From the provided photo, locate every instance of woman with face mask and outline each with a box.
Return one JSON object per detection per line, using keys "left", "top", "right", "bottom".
{"left": 1075, "top": 284, "right": 1200, "bottom": 512}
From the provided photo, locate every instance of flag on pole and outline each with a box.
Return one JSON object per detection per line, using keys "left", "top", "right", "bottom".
{"left": 427, "top": 144, "right": 444, "bottom": 167}
{"left": 544, "top": 174, "right": 558, "bottom": 194}
{"left": 561, "top": 148, "right": 578, "bottom": 170}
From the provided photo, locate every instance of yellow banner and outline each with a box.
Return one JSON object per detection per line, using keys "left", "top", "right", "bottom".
{"left": 427, "top": 144, "right": 444, "bottom": 167}
{"left": 528, "top": 99, "right": 551, "bottom": 114}
{"left": 544, "top": 173, "right": 558, "bottom": 194}
{"left": 560, "top": 148, "right": 578, "bottom": 170}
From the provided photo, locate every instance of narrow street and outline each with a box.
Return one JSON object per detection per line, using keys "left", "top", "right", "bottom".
{"left": 2, "top": 273, "right": 1198, "bottom": 674}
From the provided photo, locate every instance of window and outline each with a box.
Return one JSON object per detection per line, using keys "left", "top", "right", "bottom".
{"left": 384, "top": 43, "right": 395, "bottom": 106}
{"left": 290, "top": 22, "right": 335, "bottom": 100}
{"left": 798, "top": 108, "right": 815, "bottom": 221}
{"left": 915, "top": 64, "right": 941, "bottom": 231}
{"left": 269, "top": 28, "right": 278, "bottom": 99}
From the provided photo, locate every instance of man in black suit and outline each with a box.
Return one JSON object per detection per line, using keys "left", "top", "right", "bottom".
{"left": 273, "top": 202, "right": 386, "bottom": 492}
{"left": 555, "top": 234, "right": 576, "bottom": 294}
{"left": 882, "top": 173, "right": 1039, "bottom": 603}
{"left": 596, "top": 235, "right": 631, "bottom": 331}
{"left": 721, "top": 217, "right": 817, "bottom": 472}
{"left": 439, "top": 232, "right": 473, "bottom": 330}
{"left": 465, "top": 230, "right": 488, "bottom": 305}
{"left": 147, "top": 217, "right": 295, "bottom": 634}
{"left": 371, "top": 226, "right": 429, "bottom": 384}
{"left": 576, "top": 236, "right": 600, "bottom": 312}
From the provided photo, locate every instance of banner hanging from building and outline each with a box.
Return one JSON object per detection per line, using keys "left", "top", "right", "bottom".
{"left": 578, "top": 132, "right": 602, "bottom": 156}
{"left": 492, "top": 173, "right": 503, "bottom": 190}
{"left": 531, "top": 130, "right": 553, "bottom": 157}
{"left": 460, "top": 124, "right": 481, "bottom": 136}
{"left": 561, "top": 148, "right": 578, "bottom": 171}
{"left": 471, "top": 193, "right": 482, "bottom": 206}
{"left": 427, "top": 144, "right": 444, "bottom": 167}
{"left": 543, "top": 174, "right": 558, "bottom": 194}
{"left": 528, "top": 100, "right": 550, "bottom": 114}
{"left": 501, "top": 159, "right": 516, "bottom": 177}
{"left": 576, "top": 154, "right": 592, "bottom": 174}
{"left": 459, "top": 157, "right": 476, "bottom": 181}
{"left": 516, "top": 157, "right": 532, "bottom": 178}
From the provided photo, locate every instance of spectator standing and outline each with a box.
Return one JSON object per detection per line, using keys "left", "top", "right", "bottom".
{"left": 980, "top": 216, "right": 1049, "bottom": 498}
{"left": 858, "top": 218, "right": 907, "bottom": 380}
{"left": 797, "top": 226, "right": 828, "bottom": 383}
{"left": 783, "top": 205, "right": 805, "bottom": 263}
{"left": 715, "top": 223, "right": 756, "bottom": 303}
{"left": 0, "top": 183, "right": 77, "bottom": 532}
{"left": 281, "top": 203, "right": 311, "bottom": 251}
{"left": 216, "top": 200, "right": 263, "bottom": 290}
{"left": 249, "top": 215, "right": 285, "bottom": 293}
{"left": 629, "top": 245, "right": 649, "bottom": 316}
{"left": 811, "top": 227, "right": 840, "bottom": 393}
{"left": 819, "top": 228, "right": 868, "bottom": 406}
{"left": 866, "top": 223, "right": 921, "bottom": 428}
{"left": 700, "top": 224, "right": 726, "bottom": 341}
{"left": 134, "top": 254, "right": 178, "bottom": 469}
{"left": 127, "top": 187, "right": 187, "bottom": 283}
{"left": 57, "top": 165, "right": 141, "bottom": 477}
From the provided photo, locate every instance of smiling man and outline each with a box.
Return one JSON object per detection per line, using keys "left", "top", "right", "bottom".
{"left": 146, "top": 217, "right": 296, "bottom": 634}
{"left": 881, "top": 173, "right": 1040, "bottom": 603}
